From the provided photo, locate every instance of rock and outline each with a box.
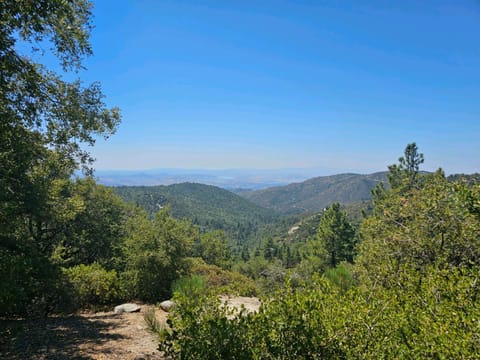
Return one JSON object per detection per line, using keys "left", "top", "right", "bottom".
{"left": 114, "top": 303, "right": 141, "bottom": 314}
{"left": 159, "top": 300, "right": 175, "bottom": 312}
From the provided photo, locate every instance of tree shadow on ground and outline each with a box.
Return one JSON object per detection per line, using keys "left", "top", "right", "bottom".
{"left": 0, "top": 313, "right": 125, "bottom": 359}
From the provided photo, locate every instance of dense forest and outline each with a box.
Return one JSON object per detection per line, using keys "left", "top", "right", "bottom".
{"left": 113, "top": 182, "right": 278, "bottom": 250}
{"left": 241, "top": 172, "right": 388, "bottom": 215}
{"left": 1, "top": 1, "right": 480, "bottom": 359}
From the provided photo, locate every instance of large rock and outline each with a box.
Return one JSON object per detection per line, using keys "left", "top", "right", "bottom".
{"left": 159, "top": 300, "right": 175, "bottom": 312}
{"left": 114, "top": 303, "right": 141, "bottom": 314}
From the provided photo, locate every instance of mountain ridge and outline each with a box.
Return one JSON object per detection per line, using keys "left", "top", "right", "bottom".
{"left": 113, "top": 182, "right": 278, "bottom": 245}
{"left": 239, "top": 172, "right": 388, "bottom": 215}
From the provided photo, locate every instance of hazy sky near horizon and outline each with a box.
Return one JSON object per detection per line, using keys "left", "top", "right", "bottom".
{"left": 61, "top": 0, "right": 480, "bottom": 174}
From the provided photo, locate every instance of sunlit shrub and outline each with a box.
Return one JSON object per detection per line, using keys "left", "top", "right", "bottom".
{"left": 190, "top": 258, "right": 259, "bottom": 296}
{"left": 63, "top": 263, "right": 122, "bottom": 308}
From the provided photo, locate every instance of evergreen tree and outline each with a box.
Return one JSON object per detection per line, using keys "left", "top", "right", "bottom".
{"left": 387, "top": 142, "right": 424, "bottom": 190}
{"left": 316, "top": 203, "right": 356, "bottom": 267}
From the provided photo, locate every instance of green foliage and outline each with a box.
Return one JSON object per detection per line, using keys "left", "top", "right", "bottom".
{"left": 161, "top": 266, "right": 480, "bottom": 359}
{"left": 172, "top": 275, "right": 206, "bottom": 298}
{"left": 144, "top": 306, "right": 165, "bottom": 335}
{"left": 160, "top": 277, "right": 345, "bottom": 359}
{"left": 387, "top": 142, "right": 424, "bottom": 190}
{"left": 119, "top": 207, "right": 198, "bottom": 302}
{"left": 323, "top": 263, "right": 355, "bottom": 292}
{"left": 316, "top": 203, "right": 356, "bottom": 267}
{"left": 234, "top": 255, "right": 287, "bottom": 294}
{"left": 329, "top": 265, "right": 480, "bottom": 359}
{"left": 160, "top": 287, "right": 255, "bottom": 359}
{"left": 357, "top": 171, "right": 480, "bottom": 287}
{"left": 191, "top": 259, "right": 259, "bottom": 296}
{"left": 447, "top": 172, "right": 480, "bottom": 185}
{"left": 193, "top": 230, "right": 232, "bottom": 268}
{"left": 0, "top": 0, "right": 120, "bottom": 168}
{"left": 114, "top": 183, "right": 277, "bottom": 246}
{"left": 63, "top": 263, "right": 122, "bottom": 308}
{"left": 52, "top": 178, "right": 127, "bottom": 268}
{"left": 0, "top": 249, "right": 74, "bottom": 316}
{"left": 253, "top": 279, "right": 344, "bottom": 359}
{"left": 0, "top": 0, "right": 120, "bottom": 316}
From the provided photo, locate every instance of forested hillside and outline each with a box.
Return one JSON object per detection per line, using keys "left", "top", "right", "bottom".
{"left": 113, "top": 182, "right": 278, "bottom": 245}
{"left": 241, "top": 172, "right": 388, "bottom": 215}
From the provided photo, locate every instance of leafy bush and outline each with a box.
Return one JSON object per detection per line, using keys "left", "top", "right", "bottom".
{"left": 190, "top": 258, "right": 259, "bottom": 296}
{"left": 331, "top": 265, "right": 480, "bottom": 359}
{"left": 119, "top": 208, "right": 197, "bottom": 302}
{"left": 160, "top": 286, "right": 255, "bottom": 359}
{"left": 0, "top": 250, "right": 74, "bottom": 317}
{"left": 63, "top": 263, "right": 122, "bottom": 308}
{"left": 160, "top": 268, "right": 480, "bottom": 359}
{"left": 323, "top": 262, "right": 356, "bottom": 292}
{"left": 159, "top": 276, "right": 344, "bottom": 359}
{"left": 172, "top": 274, "right": 206, "bottom": 298}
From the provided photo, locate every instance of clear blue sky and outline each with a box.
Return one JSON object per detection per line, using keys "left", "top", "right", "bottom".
{"left": 74, "top": 0, "right": 479, "bottom": 174}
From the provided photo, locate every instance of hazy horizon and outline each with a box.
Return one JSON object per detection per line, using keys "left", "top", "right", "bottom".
{"left": 92, "top": 166, "right": 476, "bottom": 189}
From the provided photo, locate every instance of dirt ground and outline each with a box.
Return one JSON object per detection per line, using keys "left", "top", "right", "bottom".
{"left": 0, "top": 306, "right": 167, "bottom": 360}
{"left": 0, "top": 297, "right": 260, "bottom": 359}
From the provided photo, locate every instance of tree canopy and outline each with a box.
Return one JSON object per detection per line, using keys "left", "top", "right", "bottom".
{"left": 0, "top": 0, "right": 121, "bottom": 315}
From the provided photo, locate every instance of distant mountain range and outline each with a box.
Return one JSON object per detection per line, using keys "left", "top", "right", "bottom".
{"left": 239, "top": 172, "right": 388, "bottom": 215}
{"left": 94, "top": 168, "right": 341, "bottom": 190}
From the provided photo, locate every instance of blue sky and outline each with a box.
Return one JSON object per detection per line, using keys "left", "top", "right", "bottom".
{"left": 68, "top": 0, "right": 479, "bottom": 174}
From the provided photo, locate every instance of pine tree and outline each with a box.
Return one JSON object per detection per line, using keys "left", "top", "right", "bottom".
{"left": 316, "top": 203, "right": 356, "bottom": 267}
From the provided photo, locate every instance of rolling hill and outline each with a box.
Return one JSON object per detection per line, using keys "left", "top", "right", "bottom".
{"left": 113, "top": 182, "right": 279, "bottom": 244}
{"left": 240, "top": 172, "right": 388, "bottom": 215}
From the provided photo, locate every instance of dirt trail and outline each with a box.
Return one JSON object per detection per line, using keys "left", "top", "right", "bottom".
{"left": 0, "top": 297, "right": 260, "bottom": 359}
{"left": 0, "top": 306, "right": 166, "bottom": 360}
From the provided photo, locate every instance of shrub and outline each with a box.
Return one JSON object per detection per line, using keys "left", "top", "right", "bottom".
{"left": 159, "top": 276, "right": 345, "bottom": 359}
{"left": 160, "top": 286, "right": 255, "bottom": 359}
{"left": 190, "top": 258, "right": 259, "bottom": 296}
{"left": 63, "top": 263, "right": 122, "bottom": 308}
{"left": 172, "top": 274, "right": 206, "bottom": 298}
{"left": 0, "top": 250, "right": 74, "bottom": 317}
{"left": 323, "top": 262, "right": 356, "bottom": 292}
{"left": 160, "top": 268, "right": 480, "bottom": 359}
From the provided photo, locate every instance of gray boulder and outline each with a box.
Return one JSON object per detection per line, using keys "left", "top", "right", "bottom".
{"left": 114, "top": 303, "right": 141, "bottom": 314}
{"left": 159, "top": 300, "right": 175, "bottom": 312}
